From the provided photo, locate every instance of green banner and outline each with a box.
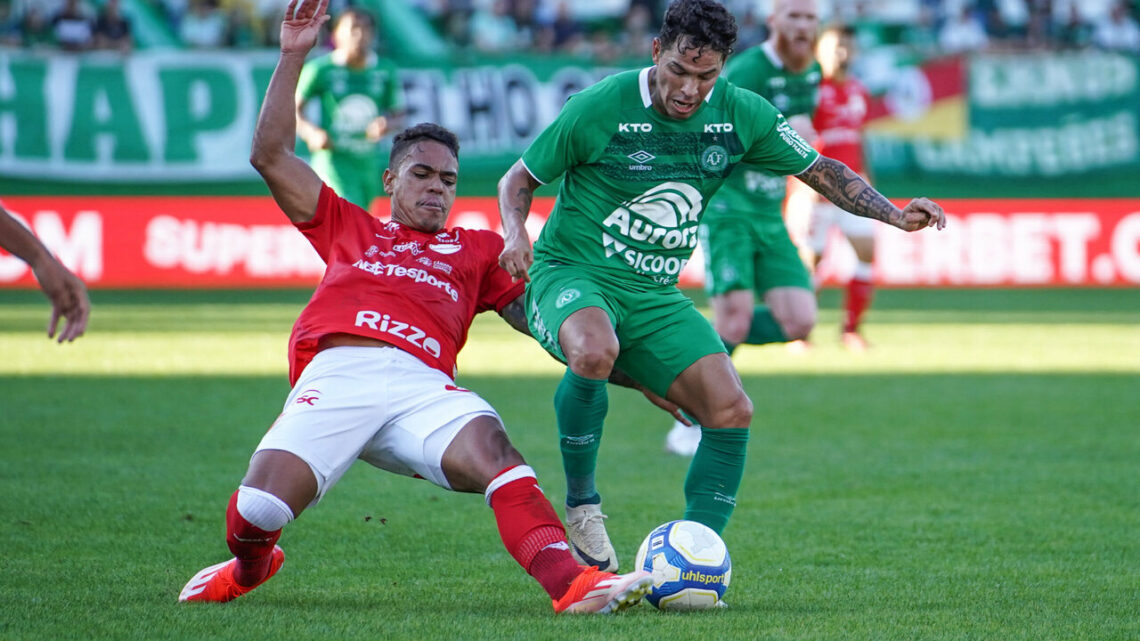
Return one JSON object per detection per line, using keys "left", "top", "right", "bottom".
{"left": 2, "top": 50, "right": 1137, "bottom": 198}
{"left": 866, "top": 51, "right": 1140, "bottom": 198}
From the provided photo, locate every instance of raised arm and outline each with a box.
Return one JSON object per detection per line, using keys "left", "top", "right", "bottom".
{"left": 249, "top": 0, "right": 329, "bottom": 224}
{"left": 0, "top": 206, "right": 90, "bottom": 342}
{"left": 497, "top": 159, "right": 542, "bottom": 282}
{"left": 797, "top": 156, "right": 946, "bottom": 232}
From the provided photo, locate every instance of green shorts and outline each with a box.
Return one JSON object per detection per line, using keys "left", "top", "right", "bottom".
{"left": 700, "top": 203, "right": 812, "bottom": 298}
{"left": 526, "top": 261, "right": 725, "bottom": 397}
{"left": 312, "top": 150, "right": 381, "bottom": 211}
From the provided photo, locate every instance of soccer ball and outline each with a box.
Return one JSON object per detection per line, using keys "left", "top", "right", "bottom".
{"left": 634, "top": 519, "right": 731, "bottom": 610}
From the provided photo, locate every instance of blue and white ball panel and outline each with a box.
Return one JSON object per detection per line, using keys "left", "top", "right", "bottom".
{"left": 634, "top": 520, "right": 732, "bottom": 610}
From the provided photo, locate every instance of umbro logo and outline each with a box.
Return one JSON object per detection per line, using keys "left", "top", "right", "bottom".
{"left": 627, "top": 150, "right": 656, "bottom": 164}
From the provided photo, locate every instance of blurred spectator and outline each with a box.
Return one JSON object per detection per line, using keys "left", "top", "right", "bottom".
{"left": 221, "top": 0, "right": 260, "bottom": 47}
{"left": 94, "top": 0, "right": 132, "bottom": 52}
{"left": 549, "top": 2, "right": 583, "bottom": 52}
{"left": 180, "top": 0, "right": 227, "bottom": 48}
{"left": 20, "top": 6, "right": 53, "bottom": 48}
{"left": 160, "top": 0, "right": 190, "bottom": 31}
{"left": 470, "top": 0, "right": 520, "bottom": 53}
{"left": 0, "top": 2, "right": 22, "bottom": 47}
{"left": 511, "top": 0, "right": 543, "bottom": 45}
{"left": 939, "top": 5, "right": 990, "bottom": 52}
{"left": 733, "top": 6, "right": 768, "bottom": 51}
{"left": 1054, "top": 3, "right": 1094, "bottom": 47}
{"left": 52, "top": 0, "right": 94, "bottom": 51}
{"left": 617, "top": 3, "right": 655, "bottom": 56}
{"left": 1093, "top": 1, "right": 1140, "bottom": 51}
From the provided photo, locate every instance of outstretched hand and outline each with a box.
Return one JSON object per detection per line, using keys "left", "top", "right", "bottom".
{"left": 893, "top": 197, "right": 947, "bottom": 232}
{"left": 32, "top": 259, "right": 90, "bottom": 343}
{"left": 280, "top": 0, "right": 330, "bottom": 55}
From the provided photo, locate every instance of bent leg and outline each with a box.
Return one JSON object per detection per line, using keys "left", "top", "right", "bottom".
{"left": 667, "top": 354, "right": 753, "bottom": 534}
{"left": 556, "top": 307, "right": 618, "bottom": 507}
{"left": 709, "top": 289, "right": 755, "bottom": 352}
{"left": 223, "top": 449, "right": 316, "bottom": 586}
{"left": 440, "top": 416, "right": 582, "bottom": 600}
{"left": 763, "top": 286, "right": 817, "bottom": 342}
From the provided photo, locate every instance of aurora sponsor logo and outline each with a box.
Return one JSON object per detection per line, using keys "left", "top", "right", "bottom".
{"left": 600, "top": 182, "right": 702, "bottom": 279}
{"left": 602, "top": 233, "right": 690, "bottom": 280}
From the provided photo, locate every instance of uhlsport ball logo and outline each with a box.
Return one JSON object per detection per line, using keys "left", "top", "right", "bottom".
{"left": 634, "top": 519, "right": 732, "bottom": 610}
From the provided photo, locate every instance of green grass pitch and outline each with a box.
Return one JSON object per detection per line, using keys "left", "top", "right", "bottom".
{"left": 1, "top": 288, "right": 1137, "bottom": 640}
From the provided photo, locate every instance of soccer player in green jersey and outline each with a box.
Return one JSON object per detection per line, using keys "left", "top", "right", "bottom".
{"left": 296, "top": 8, "right": 403, "bottom": 210}
{"left": 497, "top": 0, "right": 945, "bottom": 574}
{"left": 666, "top": 0, "right": 823, "bottom": 456}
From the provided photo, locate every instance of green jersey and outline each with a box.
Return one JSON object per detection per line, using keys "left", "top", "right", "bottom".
{"left": 716, "top": 41, "right": 821, "bottom": 217}
{"left": 522, "top": 67, "right": 818, "bottom": 287}
{"left": 297, "top": 52, "right": 402, "bottom": 160}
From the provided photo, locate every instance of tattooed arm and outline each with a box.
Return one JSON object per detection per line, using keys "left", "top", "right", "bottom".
{"left": 497, "top": 160, "right": 543, "bottom": 282}
{"left": 797, "top": 156, "right": 946, "bottom": 232}
{"left": 498, "top": 294, "right": 530, "bottom": 336}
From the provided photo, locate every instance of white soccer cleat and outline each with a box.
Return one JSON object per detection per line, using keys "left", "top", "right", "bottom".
{"left": 665, "top": 420, "right": 701, "bottom": 457}
{"left": 552, "top": 566, "right": 652, "bottom": 614}
{"left": 564, "top": 503, "right": 618, "bottom": 572}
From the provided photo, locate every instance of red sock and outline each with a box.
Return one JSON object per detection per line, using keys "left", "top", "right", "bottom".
{"left": 844, "top": 277, "right": 874, "bottom": 333}
{"left": 487, "top": 467, "right": 582, "bottom": 600}
{"left": 225, "top": 490, "right": 282, "bottom": 587}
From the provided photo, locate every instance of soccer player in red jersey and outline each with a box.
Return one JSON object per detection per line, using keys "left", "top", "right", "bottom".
{"left": 808, "top": 23, "right": 877, "bottom": 351}
{"left": 177, "top": 0, "right": 652, "bottom": 614}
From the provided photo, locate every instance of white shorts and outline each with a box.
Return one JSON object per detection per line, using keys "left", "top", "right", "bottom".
{"left": 809, "top": 201, "right": 876, "bottom": 255}
{"left": 255, "top": 346, "right": 500, "bottom": 501}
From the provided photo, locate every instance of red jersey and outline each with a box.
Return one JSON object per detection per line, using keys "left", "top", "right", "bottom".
{"left": 287, "top": 184, "right": 524, "bottom": 385}
{"left": 812, "top": 76, "right": 870, "bottom": 175}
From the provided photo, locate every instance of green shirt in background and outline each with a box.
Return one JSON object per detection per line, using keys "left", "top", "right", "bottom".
{"left": 297, "top": 52, "right": 403, "bottom": 160}
{"left": 714, "top": 41, "right": 821, "bottom": 220}
{"left": 522, "top": 67, "right": 817, "bottom": 288}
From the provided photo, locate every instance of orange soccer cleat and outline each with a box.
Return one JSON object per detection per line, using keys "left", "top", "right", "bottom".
{"left": 178, "top": 546, "right": 285, "bottom": 603}
{"left": 552, "top": 566, "right": 652, "bottom": 614}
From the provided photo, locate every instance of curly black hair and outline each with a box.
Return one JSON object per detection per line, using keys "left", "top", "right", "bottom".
{"left": 658, "top": 0, "right": 738, "bottom": 59}
{"left": 389, "top": 123, "right": 460, "bottom": 169}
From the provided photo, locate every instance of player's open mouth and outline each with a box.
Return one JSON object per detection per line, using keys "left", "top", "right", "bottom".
{"left": 672, "top": 99, "right": 696, "bottom": 114}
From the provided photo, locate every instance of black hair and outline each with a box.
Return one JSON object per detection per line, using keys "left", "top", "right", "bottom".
{"left": 389, "top": 123, "right": 460, "bottom": 169}
{"left": 658, "top": 0, "right": 737, "bottom": 59}
{"left": 334, "top": 8, "right": 376, "bottom": 31}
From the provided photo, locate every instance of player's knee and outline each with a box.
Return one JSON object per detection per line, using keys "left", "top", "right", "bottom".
{"left": 704, "top": 392, "right": 753, "bottom": 428}
{"left": 236, "top": 485, "right": 296, "bottom": 532}
{"left": 775, "top": 303, "right": 816, "bottom": 341}
{"left": 780, "top": 314, "right": 815, "bottom": 341}
{"left": 566, "top": 345, "right": 618, "bottom": 379}
{"left": 715, "top": 311, "right": 751, "bottom": 345}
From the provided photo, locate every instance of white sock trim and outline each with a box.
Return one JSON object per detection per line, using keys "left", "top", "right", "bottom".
{"left": 853, "top": 260, "right": 874, "bottom": 282}
{"left": 483, "top": 465, "right": 537, "bottom": 507}
{"left": 237, "top": 485, "right": 295, "bottom": 531}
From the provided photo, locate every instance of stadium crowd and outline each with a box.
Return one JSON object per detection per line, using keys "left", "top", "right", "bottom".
{"left": 0, "top": 0, "right": 1137, "bottom": 54}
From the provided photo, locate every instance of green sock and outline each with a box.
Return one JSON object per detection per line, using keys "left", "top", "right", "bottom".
{"left": 683, "top": 427, "right": 749, "bottom": 534}
{"left": 554, "top": 368, "right": 608, "bottom": 507}
{"left": 744, "top": 306, "right": 788, "bottom": 345}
